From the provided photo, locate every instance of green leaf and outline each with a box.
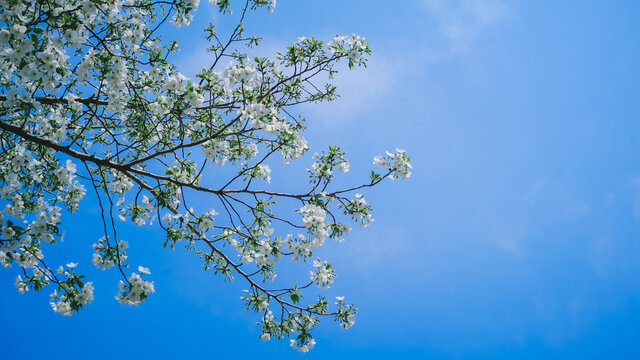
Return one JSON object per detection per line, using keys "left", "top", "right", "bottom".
{"left": 289, "top": 288, "right": 302, "bottom": 304}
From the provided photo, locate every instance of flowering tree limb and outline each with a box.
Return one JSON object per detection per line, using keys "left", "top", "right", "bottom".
{"left": 0, "top": 0, "right": 412, "bottom": 352}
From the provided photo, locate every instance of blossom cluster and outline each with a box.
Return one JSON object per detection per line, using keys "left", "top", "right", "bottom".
{"left": 310, "top": 259, "right": 336, "bottom": 288}
{"left": 196, "top": 208, "right": 219, "bottom": 232}
{"left": 92, "top": 237, "right": 129, "bottom": 271}
{"left": 307, "top": 146, "right": 350, "bottom": 183}
{"left": 334, "top": 296, "right": 357, "bottom": 330}
{"left": 298, "top": 204, "right": 330, "bottom": 246}
{"left": 289, "top": 313, "right": 318, "bottom": 352}
{"left": 202, "top": 139, "right": 230, "bottom": 165}
{"left": 120, "top": 195, "right": 156, "bottom": 226}
{"left": 50, "top": 281, "right": 95, "bottom": 316}
{"left": 342, "top": 193, "right": 374, "bottom": 227}
{"left": 373, "top": 148, "right": 413, "bottom": 180}
{"left": 327, "top": 34, "right": 371, "bottom": 68}
{"left": 115, "top": 267, "right": 155, "bottom": 306}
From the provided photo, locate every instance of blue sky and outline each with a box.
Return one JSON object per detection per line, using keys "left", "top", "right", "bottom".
{"left": 3, "top": 0, "right": 640, "bottom": 358}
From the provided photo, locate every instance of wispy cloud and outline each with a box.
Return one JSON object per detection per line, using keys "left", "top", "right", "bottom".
{"left": 420, "top": 0, "right": 514, "bottom": 55}
{"left": 307, "top": 0, "right": 517, "bottom": 126}
{"left": 302, "top": 54, "right": 404, "bottom": 126}
{"left": 177, "top": 1, "right": 517, "bottom": 128}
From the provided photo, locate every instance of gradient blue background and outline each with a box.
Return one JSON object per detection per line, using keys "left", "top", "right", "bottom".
{"left": 3, "top": 1, "right": 640, "bottom": 358}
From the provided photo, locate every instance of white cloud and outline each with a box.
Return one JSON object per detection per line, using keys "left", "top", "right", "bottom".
{"left": 297, "top": 0, "right": 518, "bottom": 128}
{"left": 420, "top": 0, "right": 514, "bottom": 54}
{"left": 302, "top": 54, "right": 404, "bottom": 126}
{"left": 176, "top": 0, "right": 517, "bottom": 130}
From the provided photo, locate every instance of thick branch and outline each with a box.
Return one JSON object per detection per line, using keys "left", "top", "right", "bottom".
{"left": 0, "top": 94, "right": 108, "bottom": 106}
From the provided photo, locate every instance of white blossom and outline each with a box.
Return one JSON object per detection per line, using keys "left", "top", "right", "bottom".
{"left": 1, "top": 226, "right": 15, "bottom": 239}
{"left": 76, "top": 282, "right": 94, "bottom": 305}
{"left": 256, "top": 164, "right": 271, "bottom": 182}
{"left": 115, "top": 272, "right": 155, "bottom": 306}
{"left": 309, "top": 259, "right": 336, "bottom": 288}
{"left": 15, "top": 275, "right": 28, "bottom": 293}
{"left": 50, "top": 300, "right": 72, "bottom": 316}
{"left": 290, "top": 338, "right": 316, "bottom": 353}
